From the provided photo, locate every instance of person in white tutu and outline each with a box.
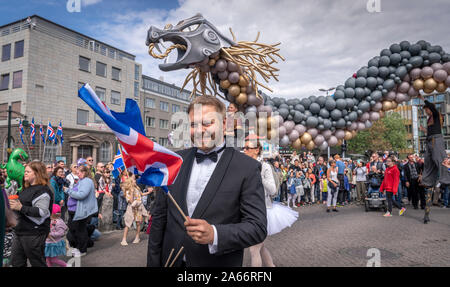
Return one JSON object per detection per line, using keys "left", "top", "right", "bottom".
{"left": 244, "top": 136, "right": 298, "bottom": 267}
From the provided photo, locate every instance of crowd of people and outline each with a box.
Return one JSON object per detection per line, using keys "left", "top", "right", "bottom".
{"left": 263, "top": 150, "right": 449, "bottom": 215}
{"left": 1, "top": 156, "right": 156, "bottom": 267}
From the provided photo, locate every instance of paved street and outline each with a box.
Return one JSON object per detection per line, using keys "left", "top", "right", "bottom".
{"left": 76, "top": 203, "right": 450, "bottom": 267}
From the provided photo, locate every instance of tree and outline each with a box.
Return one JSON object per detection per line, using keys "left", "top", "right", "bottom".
{"left": 347, "top": 112, "right": 407, "bottom": 154}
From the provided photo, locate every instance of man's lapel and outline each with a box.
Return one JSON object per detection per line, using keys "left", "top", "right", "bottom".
{"left": 191, "top": 147, "right": 234, "bottom": 219}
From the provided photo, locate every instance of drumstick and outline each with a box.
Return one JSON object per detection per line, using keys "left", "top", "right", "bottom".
{"left": 164, "top": 248, "right": 175, "bottom": 267}
{"left": 169, "top": 246, "right": 184, "bottom": 267}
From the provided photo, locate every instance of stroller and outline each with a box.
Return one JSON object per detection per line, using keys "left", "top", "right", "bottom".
{"left": 364, "top": 172, "right": 387, "bottom": 212}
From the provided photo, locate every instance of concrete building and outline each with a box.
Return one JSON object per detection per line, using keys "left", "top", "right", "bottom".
{"left": 140, "top": 75, "right": 191, "bottom": 150}
{"left": 394, "top": 90, "right": 450, "bottom": 155}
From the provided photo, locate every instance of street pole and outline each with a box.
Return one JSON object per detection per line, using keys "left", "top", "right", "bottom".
{"left": 7, "top": 105, "right": 12, "bottom": 160}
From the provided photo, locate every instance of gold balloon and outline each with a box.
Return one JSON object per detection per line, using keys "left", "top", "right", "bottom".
{"left": 424, "top": 78, "right": 437, "bottom": 91}
{"left": 436, "top": 82, "right": 447, "bottom": 93}
{"left": 220, "top": 79, "right": 231, "bottom": 89}
{"left": 344, "top": 131, "right": 353, "bottom": 140}
{"left": 208, "top": 59, "right": 216, "bottom": 66}
{"left": 391, "top": 101, "right": 398, "bottom": 109}
{"left": 423, "top": 87, "right": 434, "bottom": 94}
{"left": 267, "top": 128, "right": 278, "bottom": 140}
{"left": 235, "top": 93, "right": 248, "bottom": 105}
{"left": 228, "top": 84, "right": 241, "bottom": 97}
{"left": 337, "top": 139, "right": 342, "bottom": 146}
{"left": 382, "top": 101, "right": 392, "bottom": 111}
{"left": 306, "top": 141, "right": 315, "bottom": 150}
{"left": 379, "top": 111, "right": 385, "bottom": 118}
{"left": 301, "top": 132, "right": 312, "bottom": 144}
{"left": 267, "top": 117, "right": 279, "bottom": 130}
{"left": 292, "top": 138, "right": 302, "bottom": 149}
{"left": 351, "top": 130, "right": 357, "bottom": 138}
{"left": 413, "top": 79, "right": 424, "bottom": 91}
{"left": 240, "top": 87, "right": 247, "bottom": 93}
{"left": 239, "top": 75, "right": 249, "bottom": 87}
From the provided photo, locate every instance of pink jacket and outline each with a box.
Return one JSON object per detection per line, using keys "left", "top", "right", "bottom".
{"left": 45, "top": 218, "right": 68, "bottom": 243}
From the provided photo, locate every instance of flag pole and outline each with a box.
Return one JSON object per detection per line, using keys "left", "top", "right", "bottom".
{"left": 118, "top": 142, "right": 187, "bottom": 221}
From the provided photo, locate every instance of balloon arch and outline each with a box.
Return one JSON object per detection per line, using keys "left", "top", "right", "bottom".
{"left": 145, "top": 14, "right": 450, "bottom": 150}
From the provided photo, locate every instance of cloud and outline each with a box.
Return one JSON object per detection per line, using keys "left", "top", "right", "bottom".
{"left": 90, "top": 0, "right": 450, "bottom": 100}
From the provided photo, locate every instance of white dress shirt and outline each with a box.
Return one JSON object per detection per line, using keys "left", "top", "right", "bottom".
{"left": 186, "top": 142, "right": 226, "bottom": 256}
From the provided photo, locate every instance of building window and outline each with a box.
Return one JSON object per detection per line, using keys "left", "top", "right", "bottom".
{"left": 0, "top": 74, "right": 9, "bottom": 90}
{"left": 99, "top": 142, "right": 112, "bottom": 163}
{"left": 77, "top": 145, "right": 93, "bottom": 160}
{"left": 145, "top": 98, "right": 155, "bottom": 109}
{"left": 146, "top": 117, "right": 155, "bottom": 128}
{"left": 171, "top": 122, "right": 178, "bottom": 130}
{"left": 0, "top": 103, "right": 7, "bottom": 120}
{"left": 134, "top": 82, "right": 139, "bottom": 98}
{"left": 135, "top": 64, "right": 140, "bottom": 81}
{"left": 160, "top": 101, "right": 169, "bottom": 112}
{"left": 77, "top": 109, "right": 89, "bottom": 125}
{"left": 11, "top": 101, "right": 21, "bottom": 113}
{"left": 95, "top": 87, "right": 106, "bottom": 101}
{"left": 100, "top": 45, "right": 107, "bottom": 56}
{"left": 172, "top": 104, "right": 180, "bottom": 113}
{"left": 159, "top": 119, "right": 169, "bottom": 129}
{"left": 158, "top": 138, "right": 169, "bottom": 147}
{"left": 111, "top": 90, "right": 120, "bottom": 105}
{"left": 79, "top": 56, "right": 90, "bottom": 72}
{"left": 2, "top": 44, "right": 11, "bottom": 62}
{"left": 96, "top": 62, "right": 106, "bottom": 77}
{"left": 43, "top": 144, "right": 58, "bottom": 164}
{"left": 14, "top": 40, "right": 24, "bottom": 58}
{"left": 108, "top": 49, "right": 115, "bottom": 59}
{"left": 112, "top": 67, "right": 121, "bottom": 81}
{"left": 12, "top": 71, "right": 22, "bottom": 89}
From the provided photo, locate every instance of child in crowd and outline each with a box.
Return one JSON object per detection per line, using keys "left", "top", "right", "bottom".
{"left": 303, "top": 171, "right": 311, "bottom": 205}
{"left": 295, "top": 171, "right": 304, "bottom": 207}
{"left": 286, "top": 171, "right": 297, "bottom": 209}
{"left": 45, "top": 204, "right": 68, "bottom": 267}
{"left": 320, "top": 174, "right": 328, "bottom": 205}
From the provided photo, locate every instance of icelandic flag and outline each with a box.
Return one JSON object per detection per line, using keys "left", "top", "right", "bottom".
{"left": 47, "top": 122, "right": 55, "bottom": 143}
{"left": 112, "top": 148, "right": 125, "bottom": 179}
{"left": 78, "top": 83, "right": 183, "bottom": 188}
{"left": 19, "top": 119, "right": 25, "bottom": 145}
{"left": 30, "top": 118, "right": 35, "bottom": 145}
{"left": 40, "top": 123, "right": 45, "bottom": 143}
{"left": 56, "top": 121, "right": 64, "bottom": 145}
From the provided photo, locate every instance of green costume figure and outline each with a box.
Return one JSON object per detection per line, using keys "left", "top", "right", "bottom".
{"left": 1, "top": 148, "right": 29, "bottom": 193}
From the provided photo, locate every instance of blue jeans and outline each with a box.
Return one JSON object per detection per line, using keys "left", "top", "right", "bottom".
{"left": 116, "top": 210, "right": 125, "bottom": 228}
{"left": 442, "top": 185, "right": 449, "bottom": 207}
{"left": 368, "top": 186, "right": 380, "bottom": 196}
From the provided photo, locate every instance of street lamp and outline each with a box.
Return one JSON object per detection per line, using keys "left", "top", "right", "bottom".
{"left": 319, "top": 87, "right": 336, "bottom": 159}
{"left": 6, "top": 105, "right": 28, "bottom": 159}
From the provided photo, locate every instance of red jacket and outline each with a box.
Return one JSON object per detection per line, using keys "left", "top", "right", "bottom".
{"left": 379, "top": 165, "right": 400, "bottom": 195}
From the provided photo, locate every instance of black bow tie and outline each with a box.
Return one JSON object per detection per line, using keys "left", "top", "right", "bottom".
{"left": 195, "top": 146, "right": 226, "bottom": 164}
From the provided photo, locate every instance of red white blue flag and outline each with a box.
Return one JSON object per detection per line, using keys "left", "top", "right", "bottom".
{"left": 30, "top": 118, "right": 35, "bottom": 145}
{"left": 78, "top": 83, "right": 183, "bottom": 188}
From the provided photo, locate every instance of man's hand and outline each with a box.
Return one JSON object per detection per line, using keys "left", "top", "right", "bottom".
{"left": 184, "top": 217, "right": 214, "bottom": 245}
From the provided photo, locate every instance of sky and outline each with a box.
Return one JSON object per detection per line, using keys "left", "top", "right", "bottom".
{"left": 1, "top": 0, "right": 449, "bottom": 99}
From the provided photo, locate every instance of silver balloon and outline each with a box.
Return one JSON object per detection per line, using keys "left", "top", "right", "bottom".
{"left": 321, "top": 129, "right": 332, "bottom": 140}
{"left": 365, "top": 120, "right": 373, "bottom": 129}
{"left": 283, "top": 121, "right": 295, "bottom": 134}
{"left": 278, "top": 125, "right": 287, "bottom": 138}
{"left": 398, "top": 82, "right": 410, "bottom": 93}
{"left": 396, "top": 93, "right": 407, "bottom": 103}
{"left": 314, "top": 135, "right": 325, "bottom": 146}
{"left": 357, "top": 122, "right": 366, "bottom": 131}
{"left": 386, "top": 91, "right": 397, "bottom": 101}
{"left": 360, "top": 112, "right": 370, "bottom": 122}
{"left": 372, "top": 102, "right": 383, "bottom": 112}
{"left": 335, "top": 129, "right": 345, "bottom": 140}
{"left": 349, "top": 122, "right": 358, "bottom": 131}
{"left": 328, "top": 136, "right": 338, "bottom": 147}
{"left": 294, "top": 124, "right": 306, "bottom": 136}
{"left": 288, "top": 129, "right": 300, "bottom": 142}
{"left": 319, "top": 141, "right": 329, "bottom": 151}
{"left": 280, "top": 135, "right": 290, "bottom": 147}
{"left": 369, "top": 111, "right": 380, "bottom": 121}
{"left": 307, "top": 128, "right": 319, "bottom": 138}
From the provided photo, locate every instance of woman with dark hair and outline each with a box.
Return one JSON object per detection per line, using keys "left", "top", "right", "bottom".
{"left": 50, "top": 166, "right": 68, "bottom": 221}
{"left": 66, "top": 165, "right": 98, "bottom": 257}
{"left": 418, "top": 94, "right": 450, "bottom": 223}
{"left": 9, "top": 162, "right": 54, "bottom": 267}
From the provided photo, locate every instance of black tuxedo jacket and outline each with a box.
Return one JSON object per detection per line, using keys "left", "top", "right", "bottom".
{"left": 404, "top": 162, "right": 422, "bottom": 183}
{"left": 146, "top": 147, "right": 267, "bottom": 267}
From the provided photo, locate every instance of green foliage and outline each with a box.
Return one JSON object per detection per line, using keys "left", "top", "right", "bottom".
{"left": 347, "top": 112, "right": 407, "bottom": 154}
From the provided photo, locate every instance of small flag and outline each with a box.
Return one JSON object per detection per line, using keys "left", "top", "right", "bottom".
{"left": 40, "top": 123, "right": 45, "bottom": 143}
{"left": 19, "top": 119, "right": 25, "bottom": 145}
{"left": 30, "top": 118, "right": 35, "bottom": 145}
{"left": 47, "top": 122, "right": 55, "bottom": 143}
{"left": 112, "top": 148, "right": 125, "bottom": 179}
{"left": 56, "top": 121, "right": 63, "bottom": 145}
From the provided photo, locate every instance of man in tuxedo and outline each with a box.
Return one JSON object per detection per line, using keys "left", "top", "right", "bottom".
{"left": 147, "top": 96, "right": 267, "bottom": 267}
{"left": 404, "top": 154, "right": 424, "bottom": 209}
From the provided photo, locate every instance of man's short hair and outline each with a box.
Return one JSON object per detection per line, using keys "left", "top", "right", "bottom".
{"left": 187, "top": 96, "right": 226, "bottom": 116}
